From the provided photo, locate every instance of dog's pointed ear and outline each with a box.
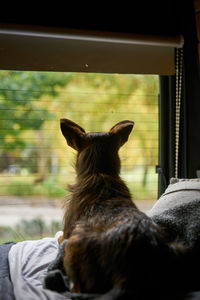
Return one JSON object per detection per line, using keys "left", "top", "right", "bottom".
{"left": 109, "top": 120, "right": 134, "bottom": 147}
{"left": 60, "top": 119, "right": 86, "bottom": 151}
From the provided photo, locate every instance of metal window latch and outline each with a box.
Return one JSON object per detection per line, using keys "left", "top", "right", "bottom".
{"left": 156, "top": 165, "right": 167, "bottom": 191}
{"left": 156, "top": 165, "right": 162, "bottom": 174}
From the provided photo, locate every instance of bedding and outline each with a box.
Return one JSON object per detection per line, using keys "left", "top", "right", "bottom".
{"left": 0, "top": 242, "right": 15, "bottom": 300}
{"left": 148, "top": 178, "right": 200, "bottom": 248}
{"left": 8, "top": 236, "right": 69, "bottom": 300}
{"left": 1, "top": 236, "right": 96, "bottom": 300}
{"left": 1, "top": 178, "right": 200, "bottom": 299}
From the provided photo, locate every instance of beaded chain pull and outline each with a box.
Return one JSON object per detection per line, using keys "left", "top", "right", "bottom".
{"left": 175, "top": 48, "right": 183, "bottom": 179}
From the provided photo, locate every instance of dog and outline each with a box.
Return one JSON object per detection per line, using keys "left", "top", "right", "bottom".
{"left": 45, "top": 119, "right": 196, "bottom": 299}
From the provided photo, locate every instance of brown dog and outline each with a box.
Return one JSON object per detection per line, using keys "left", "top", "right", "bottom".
{"left": 60, "top": 118, "right": 136, "bottom": 240}
{"left": 59, "top": 119, "right": 187, "bottom": 299}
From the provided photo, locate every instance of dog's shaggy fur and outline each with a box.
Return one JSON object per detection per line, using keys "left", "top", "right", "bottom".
{"left": 57, "top": 119, "right": 195, "bottom": 299}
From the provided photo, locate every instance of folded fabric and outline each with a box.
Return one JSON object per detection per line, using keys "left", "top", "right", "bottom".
{"left": 148, "top": 178, "right": 200, "bottom": 247}
{"left": 8, "top": 237, "right": 69, "bottom": 300}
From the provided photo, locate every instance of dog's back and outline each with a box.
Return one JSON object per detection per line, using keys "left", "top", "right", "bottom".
{"left": 59, "top": 119, "right": 188, "bottom": 298}
{"left": 63, "top": 211, "right": 188, "bottom": 298}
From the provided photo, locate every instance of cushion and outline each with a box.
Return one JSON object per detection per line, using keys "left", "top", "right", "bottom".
{"left": 148, "top": 178, "right": 200, "bottom": 247}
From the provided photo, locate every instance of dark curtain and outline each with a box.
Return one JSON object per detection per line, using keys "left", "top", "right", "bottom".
{"left": 159, "top": 0, "right": 200, "bottom": 196}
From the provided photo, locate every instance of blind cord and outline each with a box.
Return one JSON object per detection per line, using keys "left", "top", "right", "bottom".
{"left": 175, "top": 48, "right": 183, "bottom": 178}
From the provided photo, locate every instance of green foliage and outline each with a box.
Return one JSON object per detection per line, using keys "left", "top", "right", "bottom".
{"left": 41, "top": 177, "right": 66, "bottom": 197}
{"left": 0, "top": 218, "right": 63, "bottom": 243}
{"left": 6, "top": 181, "right": 34, "bottom": 196}
{"left": 0, "top": 71, "right": 72, "bottom": 151}
{"left": 34, "top": 177, "right": 66, "bottom": 197}
{"left": 16, "top": 218, "right": 46, "bottom": 237}
{"left": 5, "top": 176, "right": 66, "bottom": 197}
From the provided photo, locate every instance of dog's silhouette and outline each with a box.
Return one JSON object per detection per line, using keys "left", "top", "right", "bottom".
{"left": 55, "top": 119, "right": 192, "bottom": 299}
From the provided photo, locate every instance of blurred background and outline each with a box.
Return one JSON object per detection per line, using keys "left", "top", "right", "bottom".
{"left": 0, "top": 71, "right": 159, "bottom": 242}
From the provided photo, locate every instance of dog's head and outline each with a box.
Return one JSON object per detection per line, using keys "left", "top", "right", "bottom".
{"left": 60, "top": 119, "right": 134, "bottom": 176}
{"left": 60, "top": 119, "right": 134, "bottom": 152}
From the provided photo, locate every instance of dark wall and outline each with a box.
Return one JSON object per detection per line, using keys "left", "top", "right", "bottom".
{"left": 183, "top": 1, "right": 200, "bottom": 178}
{"left": 159, "top": 0, "right": 200, "bottom": 193}
{"left": 0, "top": 1, "right": 181, "bottom": 36}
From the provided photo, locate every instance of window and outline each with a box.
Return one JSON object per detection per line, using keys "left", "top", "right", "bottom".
{"left": 0, "top": 71, "right": 159, "bottom": 242}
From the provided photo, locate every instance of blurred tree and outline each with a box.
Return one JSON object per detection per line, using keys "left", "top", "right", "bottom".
{"left": 132, "top": 76, "right": 158, "bottom": 187}
{"left": 0, "top": 71, "right": 72, "bottom": 151}
{"left": 0, "top": 71, "right": 72, "bottom": 178}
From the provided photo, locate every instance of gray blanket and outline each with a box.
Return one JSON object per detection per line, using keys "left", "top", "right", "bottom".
{"left": 148, "top": 178, "right": 200, "bottom": 248}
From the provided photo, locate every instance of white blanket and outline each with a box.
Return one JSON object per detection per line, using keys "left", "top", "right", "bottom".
{"left": 8, "top": 236, "right": 69, "bottom": 300}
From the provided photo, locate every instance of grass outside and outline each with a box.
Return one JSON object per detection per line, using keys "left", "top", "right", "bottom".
{"left": 0, "top": 167, "right": 158, "bottom": 200}
{"left": 0, "top": 218, "right": 62, "bottom": 244}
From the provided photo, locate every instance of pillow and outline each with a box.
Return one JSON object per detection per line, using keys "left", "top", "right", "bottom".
{"left": 148, "top": 178, "right": 200, "bottom": 217}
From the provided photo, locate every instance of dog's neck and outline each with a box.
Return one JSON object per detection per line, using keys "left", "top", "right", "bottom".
{"left": 75, "top": 142, "right": 121, "bottom": 179}
{"left": 70, "top": 172, "right": 131, "bottom": 202}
